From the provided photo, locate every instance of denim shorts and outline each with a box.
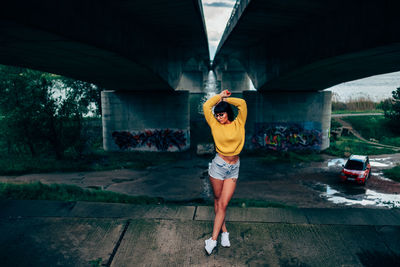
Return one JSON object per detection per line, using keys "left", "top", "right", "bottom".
{"left": 208, "top": 154, "right": 240, "bottom": 180}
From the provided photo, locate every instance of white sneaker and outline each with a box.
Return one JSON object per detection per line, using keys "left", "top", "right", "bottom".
{"left": 204, "top": 237, "right": 217, "bottom": 255}
{"left": 221, "top": 232, "right": 230, "bottom": 247}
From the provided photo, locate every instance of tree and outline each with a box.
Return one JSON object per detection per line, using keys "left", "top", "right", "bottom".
{"left": 60, "top": 77, "right": 102, "bottom": 116}
{"left": 383, "top": 87, "right": 400, "bottom": 132}
{"left": 0, "top": 65, "right": 102, "bottom": 159}
{"left": 383, "top": 87, "right": 400, "bottom": 120}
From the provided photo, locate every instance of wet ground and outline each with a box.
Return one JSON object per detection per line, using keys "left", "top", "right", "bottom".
{"left": 306, "top": 154, "right": 400, "bottom": 208}
{"left": 1, "top": 153, "right": 399, "bottom": 209}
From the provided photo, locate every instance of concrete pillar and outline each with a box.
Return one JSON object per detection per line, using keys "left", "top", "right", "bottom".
{"left": 176, "top": 71, "right": 205, "bottom": 92}
{"left": 213, "top": 58, "right": 250, "bottom": 92}
{"left": 102, "top": 90, "right": 190, "bottom": 152}
{"left": 243, "top": 90, "right": 332, "bottom": 151}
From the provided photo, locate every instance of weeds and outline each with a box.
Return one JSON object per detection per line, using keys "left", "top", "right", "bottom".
{"left": 340, "top": 115, "right": 399, "bottom": 146}
{"left": 332, "top": 96, "right": 380, "bottom": 112}
{"left": 0, "top": 182, "right": 163, "bottom": 204}
{"left": 0, "top": 150, "right": 188, "bottom": 175}
{"left": 324, "top": 137, "right": 397, "bottom": 157}
{"left": 383, "top": 165, "right": 400, "bottom": 182}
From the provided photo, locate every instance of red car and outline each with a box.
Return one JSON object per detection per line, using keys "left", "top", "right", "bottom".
{"left": 340, "top": 155, "right": 371, "bottom": 185}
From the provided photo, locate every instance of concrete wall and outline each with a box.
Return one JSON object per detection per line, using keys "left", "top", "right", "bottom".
{"left": 102, "top": 91, "right": 190, "bottom": 152}
{"left": 176, "top": 71, "right": 205, "bottom": 92}
{"left": 243, "top": 90, "right": 332, "bottom": 151}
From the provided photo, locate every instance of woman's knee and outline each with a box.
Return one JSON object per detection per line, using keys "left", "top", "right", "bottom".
{"left": 217, "top": 199, "right": 228, "bottom": 211}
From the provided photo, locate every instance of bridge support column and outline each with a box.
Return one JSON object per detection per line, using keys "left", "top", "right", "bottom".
{"left": 101, "top": 90, "right": 190, "bottom": 152}
{"left": 243, "top": 90, "right": 332, "bottom": 151}
{"left": 176, "top": 71, "right": 205, "bottom": 92}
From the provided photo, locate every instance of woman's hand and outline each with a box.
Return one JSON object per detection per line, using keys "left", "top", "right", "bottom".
{"left": 219, "top": 90, "right": 231, "bottom": 99}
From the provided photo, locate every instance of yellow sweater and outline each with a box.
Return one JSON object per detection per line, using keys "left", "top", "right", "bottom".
{"left": 203, "top": 95, "right": 247, "bottom": 156}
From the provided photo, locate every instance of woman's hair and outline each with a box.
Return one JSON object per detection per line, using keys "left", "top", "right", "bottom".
{"left": 214, "top": 101, "right": 235, "bottom": 122}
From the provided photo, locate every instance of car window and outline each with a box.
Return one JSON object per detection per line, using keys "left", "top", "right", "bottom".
{"left": 345, "top": 160, "right": 364, "bottom": 171}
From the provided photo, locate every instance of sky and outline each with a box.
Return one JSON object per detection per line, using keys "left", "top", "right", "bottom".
{"left": 325, "top": 71, "right": 400, "bottom": 102}
{"left": 201, "top": 0, "right": 399, "bottom": 101}
{"left": 202, "top": 0, "right": 236, "bottom": 59}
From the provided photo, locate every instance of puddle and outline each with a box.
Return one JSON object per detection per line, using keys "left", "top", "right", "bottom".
{"left": 327, "top": 158, "right": 346, "bottom": 167}
{"left": 328, "top": 158, "right": 393, "bottom": 168}
{"left": 313, "top": 182, "right": 400, "bottom": 208}
{"left": 370, "top": 162, "right": 390, "bottom": 167}
{"left": 374, "top": 171, "right": 394, "bottom": 182}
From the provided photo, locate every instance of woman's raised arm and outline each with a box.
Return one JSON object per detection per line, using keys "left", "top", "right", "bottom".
{"left": 225, "top": 97, "right": 247, "bottom": 125}
{"left": 203, "top": 94, "right": 221, "bottom": 126}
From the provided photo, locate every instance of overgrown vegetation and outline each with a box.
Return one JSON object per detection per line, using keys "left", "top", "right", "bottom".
{"left": 327, "top": 114, "right": 399, "bottom": 157}
{"left": 0, "top": 65, "right": 101, "bottom": 160}
{"left": 0, "top": 182, "right": 162, "bottom": 204}
{"left": 383, "top": 165, "right": 400, "bottom": 182}
{"left": 340, "top": 115, "right": 400, "bottom": 147}
{"left": 324, "top": 137, "right": 397, "bottom": 157}
{"left": 332, "top": 96, "right": 382, "bottom": 113}
{"left": 382, "top": 87, "right": 400, "bottom": 129}
{"left": 0, "top": 150, "right": 185, "bottom": 175}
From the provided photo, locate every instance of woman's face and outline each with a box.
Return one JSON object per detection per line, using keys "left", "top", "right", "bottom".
{"left": 215, "top": 112, "right": 229, "bottom": 124}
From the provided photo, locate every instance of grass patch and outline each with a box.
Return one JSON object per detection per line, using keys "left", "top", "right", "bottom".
{"left": 383, "top": 165, "right": 400, "bottom": 182}
{"left": 0, "top": 182, "right": 163, "bottom": 204}
{"left": 0, "top": 150, "right": 189, "bottom": 175}
{"left": 340, "top": 115, "right": 400, "bottom": 147}
{"left": 331, "top": 119, "right": 342, "bottom": 129}
{"left": 324, "top": 137, "right": 397, "bottom": 157}
{"left": 0, "top": 181, "right": 294, "bottom": 208}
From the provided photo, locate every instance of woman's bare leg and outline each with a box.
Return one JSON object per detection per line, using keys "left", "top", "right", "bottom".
{"left": 214, "top": 198, "right": 228, "bottom": 233}
{"left": 209, "top": 176, "right": 227, "bottom": 235}
{"left": 211, "top": 178, "right": 237, "bottom": 240}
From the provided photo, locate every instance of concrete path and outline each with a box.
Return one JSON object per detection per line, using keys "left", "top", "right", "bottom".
{"left": 1, "top": 200, "right": 399, "bottom": 266}
{"left": 332, "top": 113, "right": 384, "bottom": 117}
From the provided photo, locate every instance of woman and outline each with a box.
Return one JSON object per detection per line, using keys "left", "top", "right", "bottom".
{"left": 202, "top": 89, "right": 247, "bottom": 255}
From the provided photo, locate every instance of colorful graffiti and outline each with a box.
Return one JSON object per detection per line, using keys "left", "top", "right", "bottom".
{"left": 112, "top": 129, "right": 189, "bottom": 152}
{"left": 251, "top": 122, "right": 322, "bottom": 151}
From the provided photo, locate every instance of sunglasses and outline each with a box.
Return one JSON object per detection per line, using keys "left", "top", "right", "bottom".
{"left": 215, "top": 113, "right": 226, "bottom": 118}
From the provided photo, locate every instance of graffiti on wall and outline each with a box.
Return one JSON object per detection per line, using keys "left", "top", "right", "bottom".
{"left": 112, "top": 129, "right": 189, "bottom": 152}
{"left": 251, "top": 122, "right": 322, "bottom": 151}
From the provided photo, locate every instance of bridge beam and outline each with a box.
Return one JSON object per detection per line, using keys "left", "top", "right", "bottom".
{"left": 102, "top": 91, "right": 190, "bottom": 152}
{"left": 243, "top": 91, "right": 332, "bottom": 151}
{"left": 214, "top": 58, "right": 250, "bottom": 92}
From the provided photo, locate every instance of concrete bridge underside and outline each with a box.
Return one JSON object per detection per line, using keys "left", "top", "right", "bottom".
{"left": 214, "top": 0, "right": 400, "bottom": 92}
{"left": 207, "top": 0, "right": 400, "bottom": 153}
{"left": 0, "top": 0, "right": 209, "bottom": 91}
{"left": 0, "top": 0, "right": 212, "bottom": 152}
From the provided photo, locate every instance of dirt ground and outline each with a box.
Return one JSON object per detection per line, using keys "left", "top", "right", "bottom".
{"left": 1, "top": 153, "right": 399, "bottom": 209}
